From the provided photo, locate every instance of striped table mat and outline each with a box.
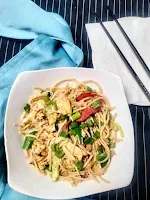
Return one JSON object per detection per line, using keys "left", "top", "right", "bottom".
{"left": 0, "top": 1, "right": 150, "bottom": 200}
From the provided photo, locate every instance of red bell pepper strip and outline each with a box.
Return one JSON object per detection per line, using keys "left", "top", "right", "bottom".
{"left": 76, "top": 92, "right": 97, "bottom": 101}
{"left": 99, "top": 99, "right": 103, "bottom": 104}
{"left": 76, "top": 107, "right": 101, "bottom": 122}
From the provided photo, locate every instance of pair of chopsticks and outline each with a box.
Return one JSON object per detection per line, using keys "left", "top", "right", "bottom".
{"left": 93, "top": 6, "right": 150, "bottom": 102}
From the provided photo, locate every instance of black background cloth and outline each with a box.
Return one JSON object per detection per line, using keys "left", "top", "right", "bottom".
{"left": 0, "top": 0, "right": 150, "bottom": 200}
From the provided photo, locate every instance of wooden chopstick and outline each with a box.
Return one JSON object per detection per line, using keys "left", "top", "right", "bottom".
{"left": 106, "top": 6, "right": 150, "bottom": 77}
{"left": 93, "top": 12, "right": 150, "bottom": 102}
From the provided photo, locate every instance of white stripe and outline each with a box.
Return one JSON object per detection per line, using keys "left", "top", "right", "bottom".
{"left": 12, "top": 42, "right": 16, "bottom": 57}
{"left": 4, "top": 40, "right": 9, "bottom": 64}
{"left": 142, "top": 0, "right": 145, "bottom": 17}
{"left": 94, "top": 0, "right": 97, "bottom": 23}
{"left": 64, "top": 0, "right": 67, "bottom": 19}
{"left": 40, "top": 0, "right": 42, "bottom": 7}
{"left": 123, "top": 188, "right": 126, "bottom": 200}
{"left": 130, "top": 184, "right": 133, "bottom": 200}
{"left": 135, "top": 106, "right": 140, "bottom": 200}
{"left": 99, "top": 192, "right": 101, "bottom": 200}
{"left": 107, "top": 0, "right": 110, "bottom": 21}
{"left": 119, "top": 0, "right": 121, "bottom": 18}
{"left": 131, "top": 0, "right": 133, "bottom": 16}
{"left": 86, "top": 0, "right": 92, "bottom": 66}
{"left": 125, "top": 0, "right": 126, "bottom": 17}
{"left": 101, "top": 0, "right": 103, "bottom": 21}
{"left": 69, "top": 0, "right": 73, "bottom": 26}
{"left": 46, "top": 0, "right": 49, "bottom": 11}
{"left": 74, "top": 0, "right": 79, "bottom": 44}
{"left": 107, "top": 191, "right": 109, "bottom": 200}
{"left": 0, "top": 38, "right": 2, "bottom": 50}
{"left": 51, "top": 0, "right": 55, "bottom": 12}
{"left": 80, "top": 0, "right": 85, "bottom": 50}
{"left": 136, "top": 0, "right": 139, "bottom": 16}
{"left": 116, "top": 190, "right": 118, "bottom": 200}
{"left": 141, "top": 108, "right": 148, "bottom": 200}
{"left": 148, "top": 107, "right": 150, "bottom": 119}
{"left": 19, "top": 43, "right": 22, "bottom": 52}
{"left": 148, "top": 0, "right": 150, "bottom": 16}
{"left": 58, "top": 0, "right": 61, "bottom": 14}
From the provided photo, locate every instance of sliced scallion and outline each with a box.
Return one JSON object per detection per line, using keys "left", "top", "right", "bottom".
{"left": 70, "top": 112, "right": 81, "bottom": 121}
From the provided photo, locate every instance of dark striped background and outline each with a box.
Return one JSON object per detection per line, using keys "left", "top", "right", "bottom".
{"left": 0, "top": 0, "right": 150, "bottom": 200}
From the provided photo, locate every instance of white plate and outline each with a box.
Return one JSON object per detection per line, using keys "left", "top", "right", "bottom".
{"left": 4, "top": 67, "right": 134, "bottom": 199}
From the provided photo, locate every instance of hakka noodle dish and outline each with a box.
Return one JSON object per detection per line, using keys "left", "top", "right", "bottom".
{"left": 18, "top": 79, "right": 124, "bottom": 186}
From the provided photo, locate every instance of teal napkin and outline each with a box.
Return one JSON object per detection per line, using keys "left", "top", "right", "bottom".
{"left": 0, "top": 0, "right": 83, "bottom": 199}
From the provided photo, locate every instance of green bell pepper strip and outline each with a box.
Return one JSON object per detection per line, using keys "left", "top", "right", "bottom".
{"left": 32, "top": 96, "right": 57, "bottom": 110}
{"left": 22, "top": 131, "right": 37, "bottom": 149}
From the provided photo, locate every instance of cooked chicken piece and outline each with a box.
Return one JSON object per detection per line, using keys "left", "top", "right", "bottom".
{"left": 46, "top": 105, "right": 57, "bottom": 126}
{"left": 62, "top": 146, "right": 76, "bottom": 161}
{"left": 66, "top": 142, "right": 86, "bottom": 161}
{"left": 56, "top": 95, "right": 72, "bottom": 115}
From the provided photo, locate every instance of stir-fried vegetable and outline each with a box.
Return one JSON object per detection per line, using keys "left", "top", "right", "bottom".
{"left": 93, "top": 116, "right": 99, "bottom": 125}
{"left": 80, "top": 123, "right": 87, "bottom": 129}
{"left": 86, "top": 119, "right": 93, "bottom": 127}
{"left": 22, "top": 131, "right": 37, "bottom": 149}
{"left": 93, "top": 131, "right": 100, "bottom": 139}
{"left": 24, "top": 103, "right": 30, "bottom": 113}
{"left": 51, "top": 144, "right": 65, "bottom": 158}
{"left": 60, "top": 131, "right": 68, "bottom": 138}
{"left": 52, "top": 156, "right": 59, "bottom": 181}
{"left": 84, "top": 137, "right": 95, "bottom": 144}
{"left": 75, "top": 161, "right": 83, "bottom": 171}
{"left": 76, "top": 106, "right": 101, "bottom": 122}
{"left": 70, "top": 112, "right": 81, "bottom": 121}
{"left": 97, "top": 146, "right": 105, "bottom": 154}
{"left": 55, "top": 119, "right": 59, "bottom": 131}
{"left": 70, "top": 129, "right": 77, "bottom": 135}
{"left": 75, "top": 127, "right": 82, "bottom": 142}
{"left": 101, "top": 161, "right": 108, "bottom": 168}
{"left": 51, "top": 144, "right": 56, "bottom": 152}
{"left": 96, "top": 152, "right": 107, "bottom": 161}
{"left": 109, "top": 142, "right": 116, "bottom": 148}
{"left": 76, "top": 92, "right": 97, "bottom": 101}
{"left": 55, "top": 148, "right": 65, "bottom": 158}
{"left": 69, "top": 122, "right": 79, "bottom": 129}
{"left": 31, "top": 95, "right": 57, "bottom": 110}
{"left": 87, "top": 86, "right": 93, "bottom": 92}
{"left": 92, "top": 100, "right": 102, "bottom": 109}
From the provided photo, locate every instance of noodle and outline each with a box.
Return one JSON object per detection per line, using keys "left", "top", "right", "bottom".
{"left": 18, "top": 78, "right": 124, "bottom": 186}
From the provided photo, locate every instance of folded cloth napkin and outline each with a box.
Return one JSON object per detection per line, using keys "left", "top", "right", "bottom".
{"left": 86, "top": 17, "right": 150, "bottom": 106}
{"left": 0, "top": 0, "right": 83, "bottom": 199}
